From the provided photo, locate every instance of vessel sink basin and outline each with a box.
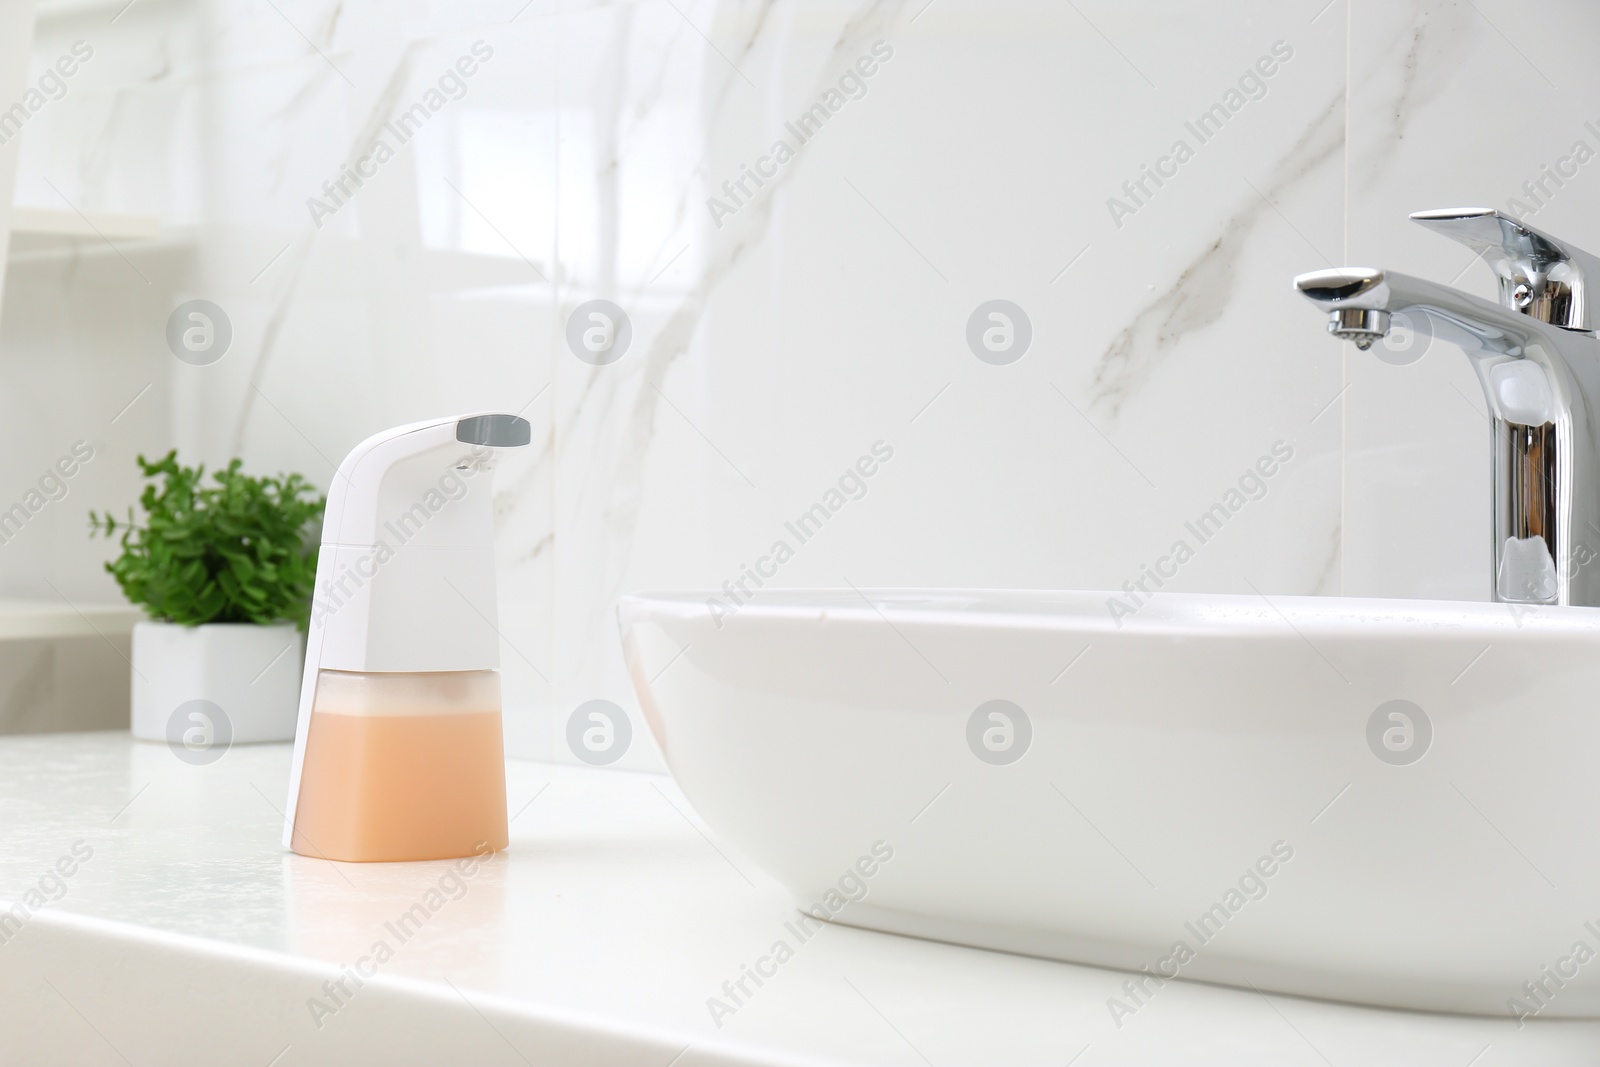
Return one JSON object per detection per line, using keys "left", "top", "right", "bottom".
{"left": 619, "top": 589, "right": 1600, "bottom": 1017}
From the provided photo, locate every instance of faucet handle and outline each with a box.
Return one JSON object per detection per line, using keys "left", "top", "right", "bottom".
{"left": 1411, "top": 207, "right": 1600, "bottom": 331}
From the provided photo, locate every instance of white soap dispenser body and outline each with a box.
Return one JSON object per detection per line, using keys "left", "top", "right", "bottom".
{"left": 283, "top": 413, "right": 530, "bottom": 862}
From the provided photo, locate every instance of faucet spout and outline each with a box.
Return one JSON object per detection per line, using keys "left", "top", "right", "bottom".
{"left": 1295, "top": 266, "right": 1552, "bottom": 357}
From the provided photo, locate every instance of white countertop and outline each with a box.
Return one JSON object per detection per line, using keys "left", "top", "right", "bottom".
{"left": 0, "top": 733, "right": 1592, "bottom": 1066}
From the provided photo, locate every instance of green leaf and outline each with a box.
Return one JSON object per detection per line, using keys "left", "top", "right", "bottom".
{"left": 87, "top": 452, "right": 326, "bottom": 629}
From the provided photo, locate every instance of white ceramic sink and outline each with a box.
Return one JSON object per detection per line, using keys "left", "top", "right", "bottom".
{"left": 619, "top": 588, "right": 1600, "bottom": 1018}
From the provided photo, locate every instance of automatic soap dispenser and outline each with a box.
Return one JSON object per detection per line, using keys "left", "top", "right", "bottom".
{"left": 283, "top": 413, "right": 531, "bottom": 862}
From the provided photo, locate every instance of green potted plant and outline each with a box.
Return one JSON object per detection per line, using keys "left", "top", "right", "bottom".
{"left": 90, "top": 452, "right": 325, "bottom": 746}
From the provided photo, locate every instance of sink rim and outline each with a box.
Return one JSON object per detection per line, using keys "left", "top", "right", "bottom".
{"left": 619, "top": 587, "right": 1600, "bottom": 637}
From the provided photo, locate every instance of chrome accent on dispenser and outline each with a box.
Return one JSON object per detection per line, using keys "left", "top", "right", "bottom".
{"left": 1295, "top": 209, "right": 1600, "bottom": 606}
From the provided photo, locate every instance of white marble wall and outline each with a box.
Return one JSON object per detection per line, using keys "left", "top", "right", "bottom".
{"left": 1, "top": 0, "right": 1582, "bottom": 766}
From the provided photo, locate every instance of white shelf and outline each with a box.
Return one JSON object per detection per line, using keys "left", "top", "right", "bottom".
{"left": 32, "top": 0, "right": 131, "bottom": 21}
{"left": 8, "top": 206, "right": 159, "bottom": 255}
{"left": 0, "top": 598, "right": 140, "bottom": 641}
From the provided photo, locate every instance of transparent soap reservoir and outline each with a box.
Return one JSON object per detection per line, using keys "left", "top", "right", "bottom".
{"left": 290, "top": 669, "right": 508, "bottom": 862}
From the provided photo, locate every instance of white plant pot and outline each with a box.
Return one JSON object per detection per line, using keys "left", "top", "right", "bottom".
{"left": 130, "top": 621, "right": 305, "bottom": 746}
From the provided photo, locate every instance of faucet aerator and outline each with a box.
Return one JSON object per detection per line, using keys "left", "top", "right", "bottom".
{"left": 1326, "top": 308, "right": 1390, "bottom": 350}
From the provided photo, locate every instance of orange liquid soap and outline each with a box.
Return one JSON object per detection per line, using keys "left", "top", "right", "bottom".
{"left": 290, "top": 669, "right": 508, "bottom": 862}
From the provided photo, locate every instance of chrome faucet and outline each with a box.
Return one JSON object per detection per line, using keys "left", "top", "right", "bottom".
{"left": 1295, "top": 208, "right": 1600, "bottom": 607}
